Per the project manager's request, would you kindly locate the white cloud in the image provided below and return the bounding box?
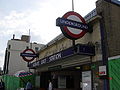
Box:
[0,0,97,43]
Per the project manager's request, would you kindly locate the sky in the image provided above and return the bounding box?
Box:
[0,0,98,69]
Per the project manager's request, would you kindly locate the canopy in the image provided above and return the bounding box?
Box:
[14,70,33,77]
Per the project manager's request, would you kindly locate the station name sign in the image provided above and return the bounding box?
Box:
[29,44,95,69]
[56,18,89,31]
[20,53,38,57]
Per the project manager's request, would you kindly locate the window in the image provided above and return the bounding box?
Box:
[26,46,29,49]
[58,76,66,88]
[8,45,11,49]
[35,47,39,52]
[58,75,74,88]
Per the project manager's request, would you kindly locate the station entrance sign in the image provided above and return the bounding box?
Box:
[20,49,38,62]
[56,11,90,40]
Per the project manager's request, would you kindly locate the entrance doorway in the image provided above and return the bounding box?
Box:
[51,68,82,90]
[40,72,51,90]
[39,65,92,90]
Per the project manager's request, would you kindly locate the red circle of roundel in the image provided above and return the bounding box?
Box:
[22,49,35,62]
[61,11,87,40]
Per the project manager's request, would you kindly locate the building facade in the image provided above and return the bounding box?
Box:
[3,35,44,75]
[29,0,120,90]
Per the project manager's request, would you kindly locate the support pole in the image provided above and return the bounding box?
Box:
[72,0,74,11]
[72,40,75,46]
[73,40,77,53]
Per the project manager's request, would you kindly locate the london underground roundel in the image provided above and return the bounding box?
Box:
[20,49,37,62]
[56,11,89,40]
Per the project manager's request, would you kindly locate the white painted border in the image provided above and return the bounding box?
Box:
[108,55,120,60]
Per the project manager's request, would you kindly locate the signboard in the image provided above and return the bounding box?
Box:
[29,44,95,68]
[99,65,107,76]
[56,11,90,40]
[82,71,91,90]
[48,65,62,70]
[20,49,38,62]
[29,47,74,68]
